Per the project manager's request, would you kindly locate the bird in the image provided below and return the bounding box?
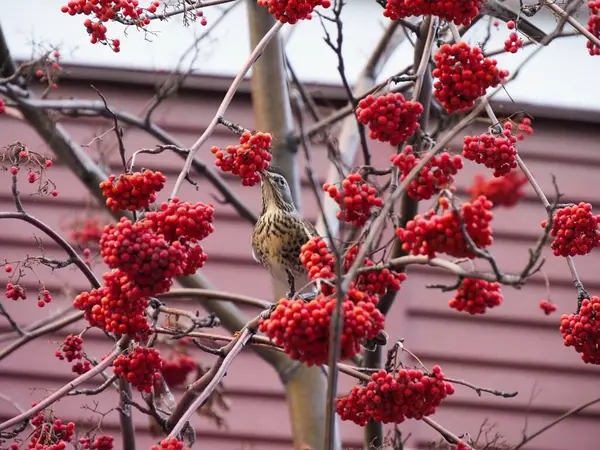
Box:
[251,169,319,299]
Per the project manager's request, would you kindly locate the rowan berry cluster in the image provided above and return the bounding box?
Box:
[144,198,215,242]
[19,409,76,450]
[449,278,503,315]
[72,360,92,375]
[383,0,483,25]
[323,173,383,228]
[79,435,114,450]
[455,442,472,450]
[113,346,163,392]
[299,237,406,297]
[100,170,166,212]
[391,146,463,201]
[504,21,523,53]
[433,43,509,113]
[211,131,273,186]
[540,300,557,315]
[396,196,494,259]
[560,296,600,364]
[150,438,190,450]
[55,335,84,363]
[5,283,26,301]
[587,1,600,56]
[259,288,385,365]
[343,246,407,296]
[74,269,151,339]
[0,99,5,114]
[517,117,534,140]
[69,217,105,248]
[336,366,454,426]
[257,0,331,24]
[355,93,424,146]
[542,202,600,257]
[159,353,197,387]
[467,172,527,208]
[463,122,518,177]
[298,236,336,281]
[37,289,53,308]
[61,0,159,51]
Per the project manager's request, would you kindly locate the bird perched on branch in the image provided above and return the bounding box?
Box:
[252,169,319,299]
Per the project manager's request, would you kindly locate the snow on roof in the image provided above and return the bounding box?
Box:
[2,0,599,115]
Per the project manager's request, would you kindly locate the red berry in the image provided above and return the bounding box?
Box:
[99,170,166,212]
[541,202,600,257]
[540,300,557,315]
[467,172,527,208]
[383,0,483,26]
[391,146,463,200]
[113,346,163,392]
[449,278,502,315]
[355,93,424,146]
[432,42,509,113]
[210,131,272,186]
[257,0,331,24]
[560,296,600,363]
[150,437,190,450]
[336,366,454,425]
[396,196,494,259]
[323,173,383,228]
[259,288,385,365]
[507,20,515,29]
[463,122,518,177]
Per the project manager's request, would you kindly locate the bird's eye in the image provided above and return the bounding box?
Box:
[278,178,285,185]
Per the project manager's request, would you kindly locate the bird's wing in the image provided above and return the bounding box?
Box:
[299,216,320,240]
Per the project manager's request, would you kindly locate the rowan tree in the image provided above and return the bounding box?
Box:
[0,1,599,450]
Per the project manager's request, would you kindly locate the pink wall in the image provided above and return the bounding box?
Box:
[1,80,600,450]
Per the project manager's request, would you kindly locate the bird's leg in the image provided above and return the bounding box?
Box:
[286,269,296,299]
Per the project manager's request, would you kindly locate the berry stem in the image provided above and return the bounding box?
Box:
[169,20,284,200]
[422,417,471,448]
[411,17,437,103]
[544,1,600,49]
[0,337,128,432]
[166,327,254,436]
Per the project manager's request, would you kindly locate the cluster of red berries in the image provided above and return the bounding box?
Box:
[467,172,527,208]
[69,217,105,247]
[540,300,557,315]
[560,296,600,364]
[61,0,160,51]
[391,146,463,200]
[74,269,151,339]
[396,196,494,259]
[355,93,424,146]
[159,353,197,387]
[343,246,407,296]
[195,9,208,26]
[113,346,163,392]
[336,366,454,426]
[55,335,84,363]
[5,283,26,301]
[257,0,331,24]
[299,237,406,296]
[517,117,534,140]
[151,438,190,450]
[211,131,273,186]
[100,170,166,212]
[504,21,523,53]
[455,442,472,450]
[0,98,5,114]
[449,278,502,314]
[79,435,114,450]
[463,122,518,177]
[19,409,76,450]
[323,173,383,228]
[433,43,509,113]
[37,289,53,308]
[259,288,385,365]
[72,360,92,375]
[383,0,483,25]
[587,1,600,56]
[542,202,600,257]
[144,198,215,242]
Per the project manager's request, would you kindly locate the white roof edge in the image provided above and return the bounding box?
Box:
[24,60,600,125]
